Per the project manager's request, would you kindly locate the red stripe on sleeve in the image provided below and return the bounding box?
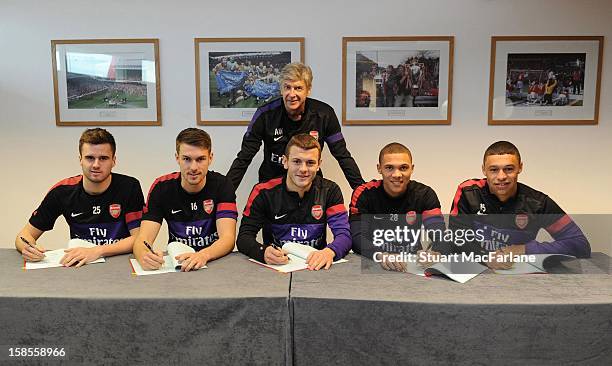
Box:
[450,179,487,216]
[217,202,237,212]
[49,175,83,193]
[422,208,442,220]
[546,214,572,235]
[326,204,346,217]
[125,211,143,223]
[144,172,180,211]
[243,177,283,217]
[350,180,381,210]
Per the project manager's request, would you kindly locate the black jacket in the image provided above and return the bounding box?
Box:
[237,175,351,263]
[227,97,364,190]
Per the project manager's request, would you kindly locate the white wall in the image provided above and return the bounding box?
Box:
[1,0,610,251]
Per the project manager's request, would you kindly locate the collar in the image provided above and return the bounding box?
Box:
[282,174,317,201]
[380,180,413,201]
[484,181,521,206]
[282,98,310,122]
[177,171,208,196]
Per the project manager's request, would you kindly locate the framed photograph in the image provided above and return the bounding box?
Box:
[342,36,454,125]
[51,39,161,126]
[195,37,304,125]
[488,36,603,125]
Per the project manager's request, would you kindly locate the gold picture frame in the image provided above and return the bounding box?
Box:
[195,37,305,126]
[342,36,454,125]
[51,38,161,126]
[488,36,603,125]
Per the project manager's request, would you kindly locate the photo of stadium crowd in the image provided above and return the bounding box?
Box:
[355,50,440,108]
[66,53,148,109]
[505,53,586,107]
[208,51,291,108]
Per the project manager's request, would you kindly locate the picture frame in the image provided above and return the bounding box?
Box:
[488,36,603,125]
[195,37,305,126]
[342,36,454,125]
[51,39,161,126]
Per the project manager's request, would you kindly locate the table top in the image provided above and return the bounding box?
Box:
[0,249,290,300]
[291,253,612,305]
[4,249,611,304]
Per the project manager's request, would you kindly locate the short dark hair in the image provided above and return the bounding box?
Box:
[176,128,212,154]
[378,142,412,164]
[284,133,321,159]
[483,141,521,163]
[79,128,116,156]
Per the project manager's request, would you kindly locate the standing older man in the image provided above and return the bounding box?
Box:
[227,62,364,191]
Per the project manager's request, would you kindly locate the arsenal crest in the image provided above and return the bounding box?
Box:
[311,205,323,220]
[309,131,319,140]
[405,211,417,225]
[109,204,121,219]
[203,199,214,214]
[515,214,529,229]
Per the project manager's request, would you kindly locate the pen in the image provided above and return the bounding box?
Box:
[20,236,44,259]
[143,240,156,254]
[271,244,290,261]
[20,236,33,247]
[20,236,40,252]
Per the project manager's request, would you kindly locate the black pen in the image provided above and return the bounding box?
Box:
[20,236,44,258]
[143,240,156,254]
[20,236,39,251]
[271,244,290,261]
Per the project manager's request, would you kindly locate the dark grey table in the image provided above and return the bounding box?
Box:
[290,253,612,366]
[3,249,611,365]
[0,250,290,365]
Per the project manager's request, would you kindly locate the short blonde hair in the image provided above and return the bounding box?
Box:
[279,62,313,90]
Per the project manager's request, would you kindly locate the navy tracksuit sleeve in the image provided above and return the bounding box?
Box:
[227,115,264,191]
[348,185,369,255]
[325,184,352,259]
[29,187,62,232]
[324,114,364,190]
[124,180,145,231]
[236,186,269,262]
[421,188,453,255]
[525,197,591,258]
[449,186,484,255]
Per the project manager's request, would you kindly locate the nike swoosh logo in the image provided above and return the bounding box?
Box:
[373,215,385,220]
[171,209,182,214]
[274,214,287,220]
[71,212,84,217]
[273,136,283,141]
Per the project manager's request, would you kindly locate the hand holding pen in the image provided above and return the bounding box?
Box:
[20,236,46,262]
[264,243,290,265]
[140,240,165,270]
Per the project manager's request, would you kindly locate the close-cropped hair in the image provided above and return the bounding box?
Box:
[279,62,313,90]
[79,128,116,156]
[483,141,521,163]
[175,128,212,154]
[378,142,412,164]
[285,133,321,159]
